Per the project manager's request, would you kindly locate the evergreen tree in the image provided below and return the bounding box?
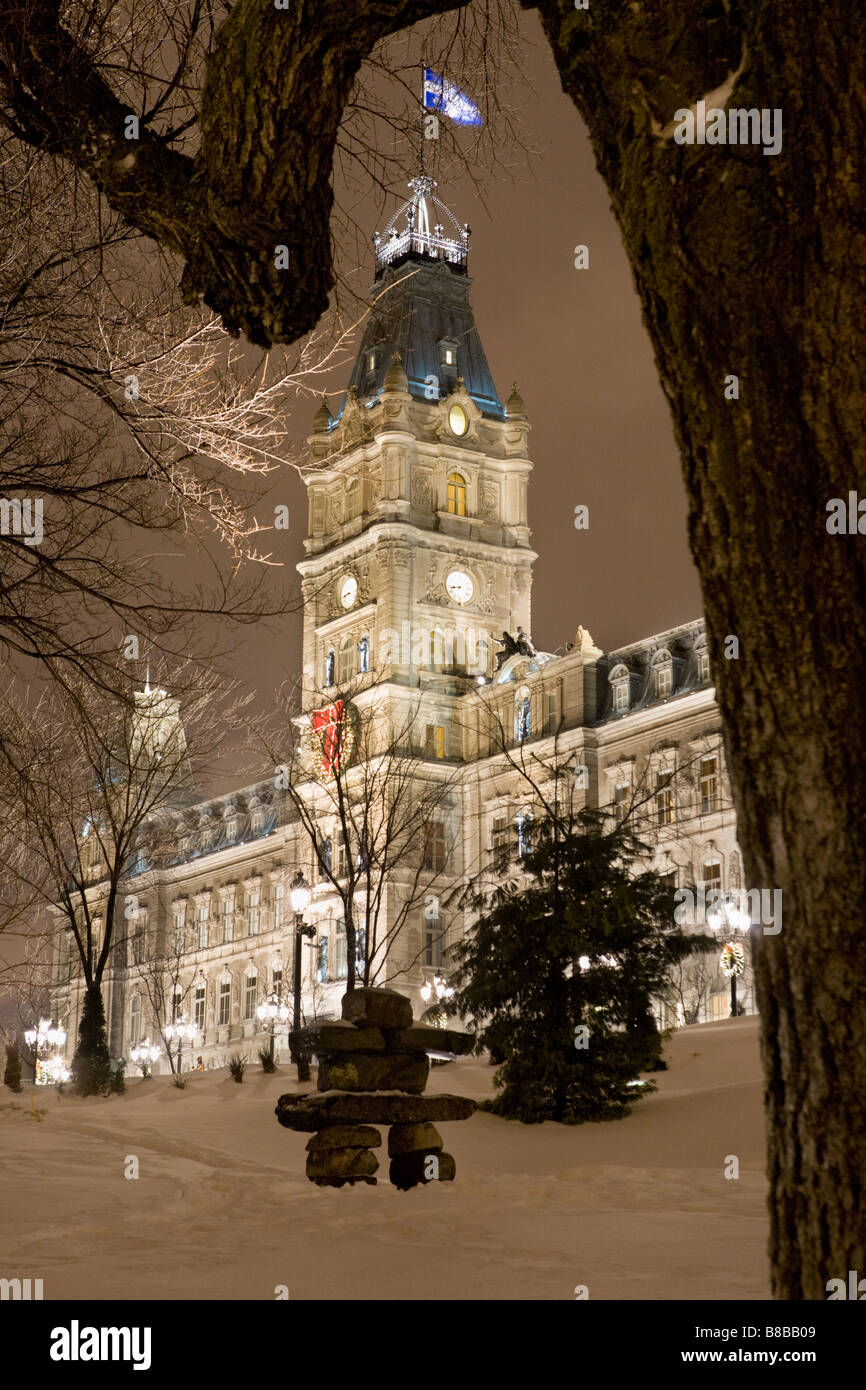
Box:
[71,985,112,1097]
[450,810,708,1124]
[4,1041,22,1092]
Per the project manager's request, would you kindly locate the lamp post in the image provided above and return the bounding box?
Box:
[708,896,751,1017]
[24,1019,67,1085]
[129,1038,162,1077]
[289,870,314,1082]
[420,974,454,1027]
[256,992,290,1067]
[164,1015,196,1076]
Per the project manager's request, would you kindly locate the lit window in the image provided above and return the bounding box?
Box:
[366,350,376,373]
[324,650,335,687]
[244,975,257,1020]
[655,771,675,826]
[444,348,455,366]
[425,724,446,759]
[358,635,370,674]
[447,472,467,516]
[129,995,141,1047]
[700,757,719,814]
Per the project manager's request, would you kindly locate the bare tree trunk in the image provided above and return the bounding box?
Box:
[533,0,866,1297]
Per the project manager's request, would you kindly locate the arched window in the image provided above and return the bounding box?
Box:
[338,637,354,683]
[447,472,467,517]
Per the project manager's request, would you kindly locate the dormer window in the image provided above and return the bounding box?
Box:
[364,345,382,383]
[438,337,458,380]
[651,647,674,700]
[698,650,710,682]
[614,683,629,713]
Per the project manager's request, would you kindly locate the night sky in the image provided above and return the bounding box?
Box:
[229,10,702,727]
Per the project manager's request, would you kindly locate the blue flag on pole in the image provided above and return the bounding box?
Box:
[423,68,483,127]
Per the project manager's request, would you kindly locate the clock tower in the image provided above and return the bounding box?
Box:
[297,175,536,755]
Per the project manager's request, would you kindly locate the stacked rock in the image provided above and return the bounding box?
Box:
[275,986,475,1189]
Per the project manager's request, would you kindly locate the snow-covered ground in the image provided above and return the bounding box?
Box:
[0,1015,768,1300]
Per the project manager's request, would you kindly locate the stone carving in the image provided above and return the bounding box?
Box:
[412,472,433,510]
[423,560,442,603]
[480,481,499,521]
[276,988,475,1188]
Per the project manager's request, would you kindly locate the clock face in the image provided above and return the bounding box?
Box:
[446,569,474,605]
[448,403,469,437]
[340,575,357,609]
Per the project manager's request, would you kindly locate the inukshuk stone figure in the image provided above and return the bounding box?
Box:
[275,987,475,1189]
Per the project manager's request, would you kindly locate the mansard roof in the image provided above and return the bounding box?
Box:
[595,618,710,723]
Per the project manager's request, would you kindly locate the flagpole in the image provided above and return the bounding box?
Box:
[419,59,426,173]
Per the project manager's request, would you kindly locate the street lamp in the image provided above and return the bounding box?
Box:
[289,870,314,1082]
[420,974,454,1027]
[709,896,751,1017]
[24,1019,67,1085]
[129,1038,162,1077]
[256,992,290,1067]
[164,1014,196,1076]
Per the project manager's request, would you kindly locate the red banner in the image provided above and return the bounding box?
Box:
[311,700,346,776]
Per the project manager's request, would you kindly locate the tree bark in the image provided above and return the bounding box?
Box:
[531,0,866,1297]
[0,0,467,346]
